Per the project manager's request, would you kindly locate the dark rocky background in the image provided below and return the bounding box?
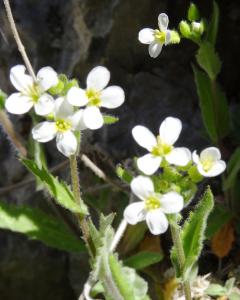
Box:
[0,0,239,299]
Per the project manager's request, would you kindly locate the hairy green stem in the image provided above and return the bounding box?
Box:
[170,222,192,300]
[69,155,93,255]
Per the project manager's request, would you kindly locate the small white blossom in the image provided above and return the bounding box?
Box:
[138,13,171,58]
[124,176,183,235]
[66,66,125,130]
[32,98,85,157]
[5,65,58,116]
[192,147,226,177]
[132,117,191,175]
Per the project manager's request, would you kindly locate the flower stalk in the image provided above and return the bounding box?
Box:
[170,220,192,300]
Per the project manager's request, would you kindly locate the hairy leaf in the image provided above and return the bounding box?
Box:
[171,187,214,278]
[193,66,230,141]
[0,201,85,252]
[196,42,221,80]
[22,158,88,215]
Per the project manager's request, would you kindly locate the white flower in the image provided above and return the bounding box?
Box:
[5,65,58,116]
[32,98,86,157]
[132,117,191,175]
[138,13,172,58]
[192,147,226,177]
[66,66,125,130]
[124,176,183,235]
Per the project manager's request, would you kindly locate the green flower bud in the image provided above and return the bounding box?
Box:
[170,183,181,194]
[170,30,181,44]
[188,3,200,21]
[48,79,65,95]
[188,165,203,183]
[64,79,79,94]
[191,21,204,35]
[179,21,191,38]
[158,180,169,192]
[163,166,182,181]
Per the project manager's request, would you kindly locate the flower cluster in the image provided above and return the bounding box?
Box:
[5,65,125,157]
[124,116,226,235]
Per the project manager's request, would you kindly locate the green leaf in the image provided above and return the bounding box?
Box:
[196,42,221,80]
[193,66,230,141]
[205,284,227,296]
[0,89,7,110]
[224,148,240,190]
[188,3,200,21]
[206,0,219,46]
[0,201,85,252]
[21,158,88,215]
[124,251,163,270]
[116,165,133,184]
[171,187,214,278]
[205,204,232,238]
[229,291,240,300]
[103,115,119,125]
[89,214,150,300]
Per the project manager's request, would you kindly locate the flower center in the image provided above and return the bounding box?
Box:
[201,158,214,172]
[55,119,72,132]
[145,195,161,211]
[151,136,172,157]
[27,84,41,103]
[154,29,166,43]
[86,89,101,106]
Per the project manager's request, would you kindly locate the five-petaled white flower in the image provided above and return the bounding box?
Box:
[66,66,125,130]
[192,147,226,177]
[132,117,191,175]
[124,176,184,235]
[5,65,58,116]
[138,13,171,58]
[32,97,86,157]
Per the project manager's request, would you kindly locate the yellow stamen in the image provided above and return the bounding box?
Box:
[86,89,101,106]
[151,136,172,156]
[55,119,71,132]
[154,29,166,43]
[201,159,214,172]
[145,195,161,211]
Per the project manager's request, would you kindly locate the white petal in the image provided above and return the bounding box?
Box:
[32,121,57,142]
[5,93,33,114]
[34,94,55,116]
[148,41,162,58]
[192,150,200,164]
[10,65,34,92]
[160,192,184,214]
[137,154,162,175]
[54,97,74,119]
[132,125,157,151]
[86,66,110,91]
[130,175,154,201]
[67,87,88,107]
[165,147,191,166]
[200,147,221,162]
[158,13,169,31]
[124,202,146,225]
[68,110,86,131]
[83,106,103,130]
[165,30,171,45]
[146,210,168,235]
[159,117,182,145]
[138,28,155,44]
[56,131,77,157]
[100,86,125,108]
[197,160,226,177]
[37,66,58,92]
